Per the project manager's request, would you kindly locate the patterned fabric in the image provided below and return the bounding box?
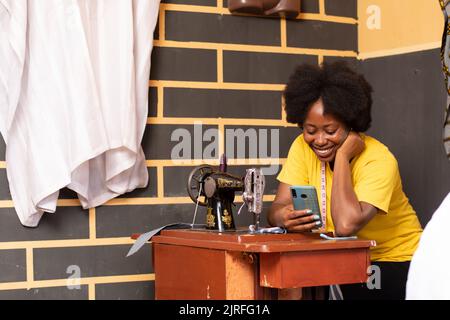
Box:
[440,0,450,159]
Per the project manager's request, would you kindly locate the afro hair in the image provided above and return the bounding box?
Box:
[283,61,373,132]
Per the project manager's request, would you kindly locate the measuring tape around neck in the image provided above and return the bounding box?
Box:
[320,161,327,230]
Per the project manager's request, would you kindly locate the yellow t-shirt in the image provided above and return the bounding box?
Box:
[277,134,423,262]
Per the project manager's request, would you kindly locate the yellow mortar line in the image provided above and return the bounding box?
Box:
[1,194,280,210]
[218,123,225,157]
[280,18,287,47]
[26,247,34,289]
[157,86,164,118]
[105,197,188,206]
[89,208,96,240]
[0,237,136,250]
[298,13,356,24]
[0,274,155,291]
[319,0,325,15]
[104,194,276,206]
[217,48,224,83]
[217,0,223,9]
[88,284,96,300]
[159,5,165,41]
[318,55,324,65]
[3,194,280,212]
[153,40,357,57]
[157,166,164,198]
[147,117,295,126]
[0,161,5,169]
[149,80,285,91]
[0,200,13,208]
[57,199,82,207]
[161,3,228,14]
[146,158,286,167]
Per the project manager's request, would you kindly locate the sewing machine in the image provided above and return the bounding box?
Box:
[186,156,283,234]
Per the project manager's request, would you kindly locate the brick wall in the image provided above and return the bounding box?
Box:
[0,0,357,299]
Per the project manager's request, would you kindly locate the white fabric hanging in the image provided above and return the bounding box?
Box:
[0,0,160,227]
[406,192,450,300]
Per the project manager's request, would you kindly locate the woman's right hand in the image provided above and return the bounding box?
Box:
[277,204,322,232]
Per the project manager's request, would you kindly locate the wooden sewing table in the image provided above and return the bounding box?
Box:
[147,228,375,300]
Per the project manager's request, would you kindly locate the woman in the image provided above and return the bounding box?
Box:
[268,61,423,300]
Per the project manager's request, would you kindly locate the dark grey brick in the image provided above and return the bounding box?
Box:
[96,203,270,238]
[323,56,359,70]
[3,171,156,202]
[58,168,156,199]
[164,88,282,119]
[154,18,159,40]
[301,0,320,13]
[149,87,158,117]
[226,165,280,195]
[325,0,357,18]
[118,167,157,198]
[223,125,301,158]
[0,249,26,283]
[150,47,217,82]
[237,201,270,228]
[360,49,450,226]
[0,136,5,161]
[224,0,317,14]
[0,286,88,300]
[34,244,152,280]
[286,20,357,51]
[96,204,200,238]
[0,169,11,200]
[58,188,78,199]
[142,124,219,160]
[223,51,317,84]
[164,166,196,197]
[96,281,155,300]
[162,0,217,5]
[166,11,280,46]
[164,165,280,197]
[0,206,89,242]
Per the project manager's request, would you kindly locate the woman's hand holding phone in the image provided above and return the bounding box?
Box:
[278,204,322,232]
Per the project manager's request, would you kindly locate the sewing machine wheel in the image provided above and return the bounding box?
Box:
[187,165,213,206]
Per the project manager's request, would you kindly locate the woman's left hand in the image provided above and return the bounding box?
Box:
[336,131,365,161]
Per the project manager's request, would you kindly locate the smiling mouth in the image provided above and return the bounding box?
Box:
[313,147,334,158]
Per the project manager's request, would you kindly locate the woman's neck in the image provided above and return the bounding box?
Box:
[329,160,335,171]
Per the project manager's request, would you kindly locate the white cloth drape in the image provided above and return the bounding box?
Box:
[406,192,450,300]
[0,0,160,226]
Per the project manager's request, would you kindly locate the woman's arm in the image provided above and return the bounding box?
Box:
[331,132,378,236]
[268,182,322,232]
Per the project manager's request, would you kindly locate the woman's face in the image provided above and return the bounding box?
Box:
[302,98,349,162]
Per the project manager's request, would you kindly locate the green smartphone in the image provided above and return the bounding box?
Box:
[290,185,322,228]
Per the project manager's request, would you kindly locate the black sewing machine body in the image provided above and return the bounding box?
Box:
[187,162,267,233]
[203,172,243,231]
